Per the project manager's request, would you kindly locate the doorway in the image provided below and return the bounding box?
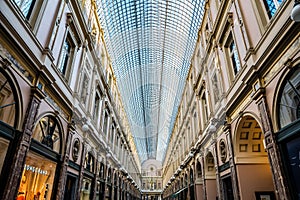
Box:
[64,174,77,200]
[222,176,234,200]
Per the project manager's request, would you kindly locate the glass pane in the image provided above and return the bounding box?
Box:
[0,72,16,127]
[32,116,61,154]
[96,0,205,162]
[263,0,283,18]
[230,41,241,75]
[279,67,300,128]
[285,136,300,198]
[0,138,9,174]
[13,0,36,19]
[58,39,71,75]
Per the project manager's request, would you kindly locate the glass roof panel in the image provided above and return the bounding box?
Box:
[97,0,205,163]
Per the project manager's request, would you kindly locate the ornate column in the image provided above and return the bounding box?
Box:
[211,138,222,200]
[113,126,117,153]
[198,150,207,200]
[2,86,45,200]
[96,93,104,129]
[92,153,99,200]
[106,113,111,143]
[105,153,111,199]
[55,121,75,199]
[100,97,107,131]
[77,139,87,200]
[253,87,290,200]
[223,122,240,200]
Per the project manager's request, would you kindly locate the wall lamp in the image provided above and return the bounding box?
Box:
[82,123,89,132]
[291,0,300,22]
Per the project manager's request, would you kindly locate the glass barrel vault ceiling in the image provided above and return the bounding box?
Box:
[97,0,205,163]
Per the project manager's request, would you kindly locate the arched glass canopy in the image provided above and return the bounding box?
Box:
[97,0,205,162]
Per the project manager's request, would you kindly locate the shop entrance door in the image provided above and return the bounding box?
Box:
[222,176,234,200]
[282,134,300,199]
[64,174,77,200]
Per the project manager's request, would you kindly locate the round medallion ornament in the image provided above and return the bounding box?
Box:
[72,139,80,162]
[219,139,227,163]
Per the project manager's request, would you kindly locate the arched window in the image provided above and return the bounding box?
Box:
[278,66,300,129]
[0,68,18,127]
[19,115,61,200]
[277,65,300,198]
[32,115,62,154]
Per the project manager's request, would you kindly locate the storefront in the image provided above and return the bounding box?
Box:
[17,114,63,200]
[0,62,22,198]
[80,151,96,200]
[276,65,300,199]
[17,151,57,200]
[98,163,106,200]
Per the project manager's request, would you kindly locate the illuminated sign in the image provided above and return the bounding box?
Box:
[24,164,48,175]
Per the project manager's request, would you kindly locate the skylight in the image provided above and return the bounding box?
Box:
[97,0,205,163]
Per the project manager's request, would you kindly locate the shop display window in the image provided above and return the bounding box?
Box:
[80,177,92,200]
[0,138,9,173]
[17,151,56,200]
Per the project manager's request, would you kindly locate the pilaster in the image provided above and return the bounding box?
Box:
[211,138,222,200]
[56,121,75,199]
[253,87,290,200]
[77,139,87,200]
[223,122,240,200]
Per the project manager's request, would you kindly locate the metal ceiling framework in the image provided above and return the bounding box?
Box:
[97,0,205,163]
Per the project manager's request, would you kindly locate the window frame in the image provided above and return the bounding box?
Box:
[277,65,300,130]
[198,85,209,126]
[210,69,222,105]
[224,33,241,80]
[57,32,76,82]
[57,13,82,83]
[217,13,242,83]
[93,91,101,120]
[262,0,283,19]
[251,0,284,33]
[12,0,46,32]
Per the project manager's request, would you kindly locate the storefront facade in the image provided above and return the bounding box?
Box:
[0,0,141,199]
